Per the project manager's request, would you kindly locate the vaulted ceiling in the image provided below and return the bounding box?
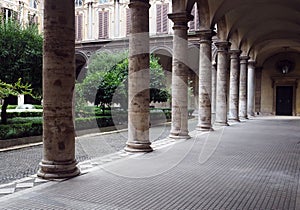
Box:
[187,0,300,66]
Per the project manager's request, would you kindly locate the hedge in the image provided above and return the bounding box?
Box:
[0,108,193,140]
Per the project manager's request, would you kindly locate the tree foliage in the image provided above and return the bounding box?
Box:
[0,19,43,124]
[76,51,170,111]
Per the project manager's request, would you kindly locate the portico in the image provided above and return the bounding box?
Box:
[39,0,300,180]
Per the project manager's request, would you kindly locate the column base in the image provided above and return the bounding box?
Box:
[124,141,153,153]
[196,124,214,131]
[214,121,229,126]
[239,116,248,120]
[228,118,240,123]
[169,131,191,140]
[37,159,80,179]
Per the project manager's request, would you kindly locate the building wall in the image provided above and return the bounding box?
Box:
[0,0,43,31]
[75,0,199,42]
[261,52,300,115]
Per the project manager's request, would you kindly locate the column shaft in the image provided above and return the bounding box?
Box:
[38,0,80,179]
[214,41,230,126]
[168,12,192,139]
[239,56,249,119]
[125,0,152,152]
[211,62,217,123]
[228,50,241,121]
[197,30,212,131]
[247,60,256,117]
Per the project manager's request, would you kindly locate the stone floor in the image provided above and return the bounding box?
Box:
[0,116,299,209]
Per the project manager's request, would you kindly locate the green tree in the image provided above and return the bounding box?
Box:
[0,19,43,123]
[76,51,170,111]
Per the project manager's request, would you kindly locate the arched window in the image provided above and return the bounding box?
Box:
[75,0,83,7]
[99,0,108,4]
[30,0,38,9]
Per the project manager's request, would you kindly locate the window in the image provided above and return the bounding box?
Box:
[156,3,169,34]
[126,8,130,36]
[30,0,38,9]
[98,11,109,39]
[75,14,83,41]
[189,4,200,32]
[75,0,83,7]
[99,0,108,4]
[1,8,17,21]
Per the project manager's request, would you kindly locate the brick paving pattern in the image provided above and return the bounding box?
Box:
[0,117,299,209]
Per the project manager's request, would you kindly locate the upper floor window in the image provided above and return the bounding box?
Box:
[99,0,108,4]
[156,3,169,34]
[30,0,38,9]
[75,14,83,41]
[75,0,83,7]
[189,4,200,32]
[98,11,109,39]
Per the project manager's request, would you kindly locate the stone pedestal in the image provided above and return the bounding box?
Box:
[214,41,230,126]
[239,56,249,120]
[38,0,80,179]
[197,30,213,131]
[168,12,192,139]
[125,0,152,152]
[228,50,241,122]
[247,60,256,117]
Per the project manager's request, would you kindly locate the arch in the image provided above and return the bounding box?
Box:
[75,51,88,81]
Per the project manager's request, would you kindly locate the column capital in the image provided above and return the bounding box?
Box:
[229,49,241,59]
[129,0,150,9]
[168,12,193,30]
[240,55,249,64]
[248,59,256,66]
[215,41,231,52]
[197,29,213,43]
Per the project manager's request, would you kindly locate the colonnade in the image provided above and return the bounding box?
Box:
[38,0,258,179]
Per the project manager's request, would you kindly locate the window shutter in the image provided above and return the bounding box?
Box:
[162,3,168,33]
[99,11,103,38]
[78,14,82,40]
[156,4,162,33]
[104,11,109,38]
[126,8,131,36]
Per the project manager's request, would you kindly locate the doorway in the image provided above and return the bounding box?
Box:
[276,86,293,115]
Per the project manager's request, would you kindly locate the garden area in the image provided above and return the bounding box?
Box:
[0,19,194,142]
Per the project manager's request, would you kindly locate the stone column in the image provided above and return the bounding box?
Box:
[114,0,120,38]
[239,56,249,119]
[228,50,241,122]
[247,60,256,117]
[38,0,80,179]
[255,67,263,114]
[88,1,93,39]
[125,0,152,152]
[197,30,213,131]
[168,12,192,139]
[211,62,217,123]
[214,41,230,126]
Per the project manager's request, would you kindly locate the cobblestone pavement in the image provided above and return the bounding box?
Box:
[0,119,198,185]
[0,116,299,209]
